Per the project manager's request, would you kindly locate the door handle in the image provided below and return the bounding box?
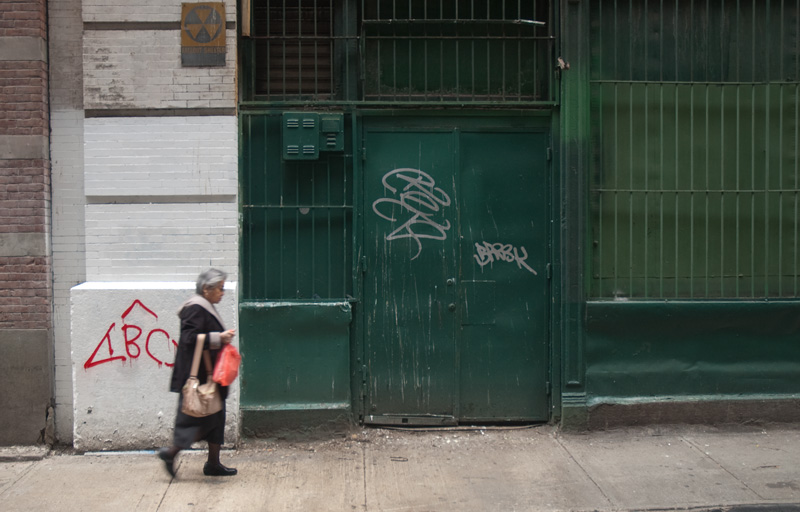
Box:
[448,303,456,311]
[447,278,455,286]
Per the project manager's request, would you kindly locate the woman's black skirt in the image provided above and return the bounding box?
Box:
[173,394,226,448]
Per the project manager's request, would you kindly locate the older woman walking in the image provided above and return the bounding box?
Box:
[158,268,237,477]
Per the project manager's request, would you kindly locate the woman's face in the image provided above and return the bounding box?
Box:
[203,281,225,304]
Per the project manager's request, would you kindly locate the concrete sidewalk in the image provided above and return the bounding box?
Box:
[1,424,799,511]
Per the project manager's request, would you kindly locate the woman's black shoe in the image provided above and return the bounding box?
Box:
[203,462,237,476]
[157,448,176,477]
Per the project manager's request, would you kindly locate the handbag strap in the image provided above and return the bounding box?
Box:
[189,333,206,378]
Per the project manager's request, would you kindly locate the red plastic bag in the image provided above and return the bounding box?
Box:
[213,344,241,386]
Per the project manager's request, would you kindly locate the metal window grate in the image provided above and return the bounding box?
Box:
[361,0,554,102]
[241,114,353,300]
[252,0,349,99]
[245,0,555,104]
[589,0,800,299]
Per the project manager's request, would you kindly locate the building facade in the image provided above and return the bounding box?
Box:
[0,0,798,447]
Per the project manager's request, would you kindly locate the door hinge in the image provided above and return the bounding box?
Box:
[546,147,552,161]
[546,263,552,279]
[546,381,552,396]
[361,147,366,161]
[361,255,367,274]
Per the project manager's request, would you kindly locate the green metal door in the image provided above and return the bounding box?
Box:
[363,117,550,424]
[364,126,459,424]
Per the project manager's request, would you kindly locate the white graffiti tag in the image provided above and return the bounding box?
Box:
[474,242,538,275]
[372,168,452,260]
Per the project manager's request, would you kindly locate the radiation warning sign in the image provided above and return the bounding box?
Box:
[181,3,226,67]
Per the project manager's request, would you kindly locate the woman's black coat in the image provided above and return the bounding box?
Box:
[169,303,229,399]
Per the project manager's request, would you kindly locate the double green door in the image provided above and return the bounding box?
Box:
[363,117,550,424]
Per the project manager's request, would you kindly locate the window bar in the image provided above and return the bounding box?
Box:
[764,89,771,297]
[705,83,710,297]
[455,0,460,100]
[795,83,799,295]
[311,162,316,296]
[377,0,382,99]
[341,0,347,100]
[643,2,650,298]
[470,1,476,100]
[295,175,300,297]
[736,83,741,297]
[408,0,413,101]
[297,0,303,96]
[265,3,271,98]
[750,83,756,297]
[485,1,490,101]
[719,85,725,298]
[596,2,603,297]
[595,4,603,297]
[343,156,350,296]
[423,0,429,100]
[279,166,285,299]
[779,84,784,296]
[326,159,332,297]
[629,5,634,296]
[644,82,649,298]
[658,0,665,298]
[614,82,620,296]
[500,1,506,101]
[392,1,397,99]
[281,1,287,97]
[516,0,522,100]
[690,83,696,296]
[674,84,680,297]
[614,0,619,296]
[313,0,319,96]
[658,83,665,299]
[439,0,444,101]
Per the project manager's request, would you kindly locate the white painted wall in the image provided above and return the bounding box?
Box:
[84,116,237,197]
[83,30,236,110]
[49,0,86,444]
[84,203,238,281]
[82,0,238,23]
[71,282,239,451]
[48,0,241,448]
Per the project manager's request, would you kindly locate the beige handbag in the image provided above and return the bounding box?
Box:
[181,334,223,417]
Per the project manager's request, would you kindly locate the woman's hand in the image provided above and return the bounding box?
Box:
[220,329,236,345]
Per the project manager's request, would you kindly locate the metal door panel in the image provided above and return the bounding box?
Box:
[363,119,550,423]
[458,131,549,421]
[364,128,458,420]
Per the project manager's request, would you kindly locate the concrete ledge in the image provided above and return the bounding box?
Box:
[0,233,47,257]
[0,329,52,446]
[0,36,47,62]
[241,408,355,440]
[0,135,48,160]
[0,445,50,462]
[587,398,800,430]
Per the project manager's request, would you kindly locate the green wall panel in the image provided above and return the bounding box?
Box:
[585,301,800,401]
[240,302,352,409]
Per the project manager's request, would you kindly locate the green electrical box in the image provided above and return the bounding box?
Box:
[282,112,344,160]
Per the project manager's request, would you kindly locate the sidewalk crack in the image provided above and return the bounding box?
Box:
[681,436,765,500]
[553,434,615,508]
[361,442,369,511]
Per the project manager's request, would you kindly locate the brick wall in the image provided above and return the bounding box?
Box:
[0,0,52,445]
[0,0,46,38]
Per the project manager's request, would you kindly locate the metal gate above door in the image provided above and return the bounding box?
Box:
[362,116,551,425]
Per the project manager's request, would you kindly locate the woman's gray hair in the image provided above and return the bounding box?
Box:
[195,268,228,295]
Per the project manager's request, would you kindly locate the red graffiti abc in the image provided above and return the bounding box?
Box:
[84,299,178,369]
